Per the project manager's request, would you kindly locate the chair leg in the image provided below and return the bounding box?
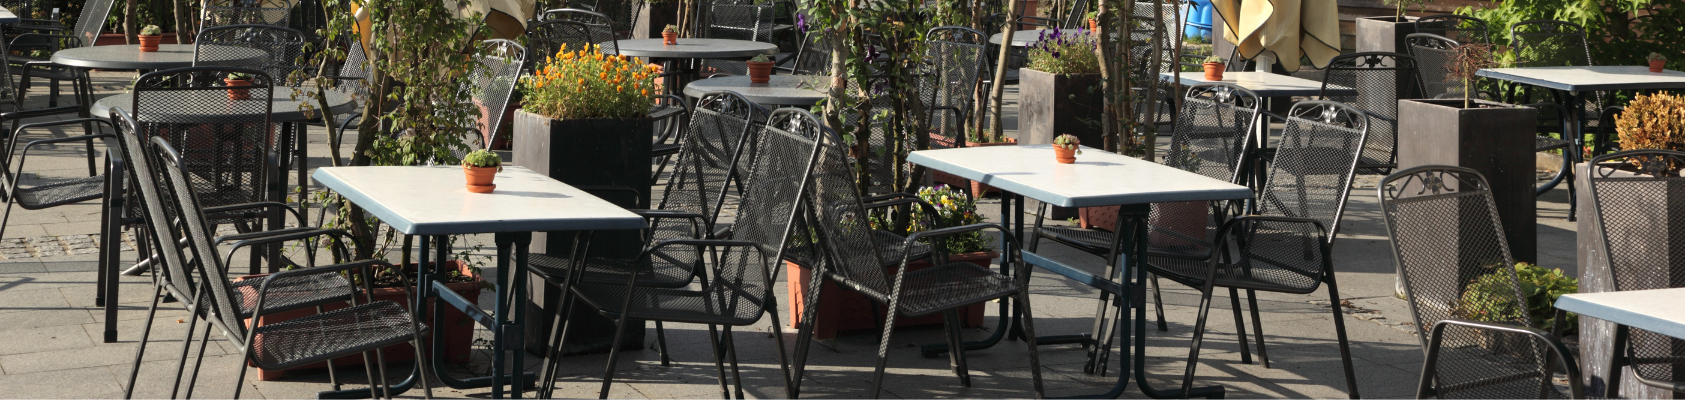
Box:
[123,285,166,399]
[182,324,214,399]
[597,310,637,399]
[168,313,200,399]
[763,299,797,399]
[706,325,732,398]
[360,351,380,399]
[373,348,393,399]
[868,302,900,399]
[724,327,746,399]
[231,346,252,399]
[1607,325,1629,398]
[655,321,672,366]
[790,268,827,398]
[1247,289,1271,368]
[540,294,579,399]
[318,306,342,391]
[942,310,972,386]
[1565,165,1578,222]
[1151,273,1168,331]
[1228,287,1253,365]
[1324,275,1360,399]
[1178,286,1218,397]
[1016,291,1047,398]
[1093,298,1127,377]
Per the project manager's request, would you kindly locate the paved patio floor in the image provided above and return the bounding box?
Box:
[0,70,1583,399]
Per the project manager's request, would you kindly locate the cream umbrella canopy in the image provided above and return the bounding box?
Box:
[1213,0,1340,72]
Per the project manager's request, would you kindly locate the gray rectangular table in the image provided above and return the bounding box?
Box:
[0,6,16,24]
[909,144,1252,398]
[1557,288,1685,340]
[314,166,646,399]
[1478,66,1685,156]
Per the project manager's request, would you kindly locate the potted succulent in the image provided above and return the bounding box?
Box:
[786,185,992,340]
[662,24,679,45]
[224,71,253,100]
[1053,133,1081,163]
[1649,52,1668,73]
[1202,55,1225,81]
[1020,28,1104,148]
[462,149,501,193]
[747,53,774,83]
[138,24,162,52]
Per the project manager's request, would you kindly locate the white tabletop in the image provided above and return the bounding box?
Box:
[1557,288,1685,340]
[313,166,647,236]
[1159,71,1354,97]
[1477,66,1685,93]
[683,75,828,106]
[605,39,779,59]
[907,144,1253,207]
[0,6,17,24]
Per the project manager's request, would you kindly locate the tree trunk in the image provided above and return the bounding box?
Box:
[173,0,193,44]
[123,0,137,44]
[986,0,1021,142]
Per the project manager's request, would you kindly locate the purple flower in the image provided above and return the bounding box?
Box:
[797,14,808,34]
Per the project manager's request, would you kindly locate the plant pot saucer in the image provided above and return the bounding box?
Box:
[467,183,496,193]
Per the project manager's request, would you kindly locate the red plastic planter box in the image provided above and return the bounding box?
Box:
[786,252,994,340]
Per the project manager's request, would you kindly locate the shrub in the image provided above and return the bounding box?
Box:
[1454,262,1578,330]
[1025,28,1100,75]
[1615,92,1685,153]
[522,43,660,120]
[907,185,992,255]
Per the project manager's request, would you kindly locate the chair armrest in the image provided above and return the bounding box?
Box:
[606,239,768,288]
[204,201,308,230]
[0,106,85,123]
[628,209,706,239]
[1419,318,1585,398]
[9,33,79,48]
[249,259,389,320]
[222,228,358,269]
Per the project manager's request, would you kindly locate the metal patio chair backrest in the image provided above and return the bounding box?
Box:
[1405,33,1468,100]
[129,67,274,211]
[1511,19,1591,68]
[467,39,526,153]
[1586,149,1685,388]
[802,112,899,299]
[195,24,309,84]
[109,108,200,311]
[1164,82,1260,183]
[553,0,643,38]
[1319,52,1416,174]
[71,0,117,49]
[712,108,826,304]
[669,92,770,236]
[0,34,22,113]
[923,26,988,148]
[1258,101,1368,243]
[697,0,777,75]
[531,8,619,60]
[1414,14,1489,47]
[1379,166,1570,398]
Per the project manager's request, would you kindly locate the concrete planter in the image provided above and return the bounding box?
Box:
[1356,16,1418,62]
[785,251,995,340]
[1574,162,1677,398]
[1019,69,1103,148]
[1396,99,1537,294]
[512,109,651,356]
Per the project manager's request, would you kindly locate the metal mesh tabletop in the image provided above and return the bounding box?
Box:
[93,86,355,122]
[604,38,778,59]
[49,44,267,70]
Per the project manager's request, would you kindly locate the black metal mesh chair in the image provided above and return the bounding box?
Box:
[129,67,277,254]
[923,26,988,149]
[1510,20,1605,136]
[202,0,297,29]
[1319,52,1416,175]
[530,8,620,62]
[145,135,430,399]
[547,108,819,400]
[548,0,643,39]
[1406,33,1475,100]
[1018,0,1089,29]
[1414,15,1490,46]
[1144,101,1367,398]
[1585,149,1685,398]
[195,24,310,85]
[1379,165,1584,399]
[775,31,831,75]
[6,0,113,108]
[0,29,101,243]
[697,0,779,76]
[465,40,525,156]
[789,109,1044,399]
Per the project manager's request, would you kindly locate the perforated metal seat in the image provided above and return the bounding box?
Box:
[248,301,424,369]
[12,176,103,209]
[230,273,354,318]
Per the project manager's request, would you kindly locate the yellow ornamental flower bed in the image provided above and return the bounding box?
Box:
[522,43,661,120]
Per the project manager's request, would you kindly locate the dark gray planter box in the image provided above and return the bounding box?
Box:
[1356,16,1418,61]
[513,109,651,356]
[1019,68,1104,147]
[1395,99,1537,293]
[1574,163,1678,398]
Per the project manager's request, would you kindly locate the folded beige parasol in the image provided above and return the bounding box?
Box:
[1213,0,1340,72]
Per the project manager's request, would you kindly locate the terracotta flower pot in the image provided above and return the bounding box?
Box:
[138,35,160,52]
[747,61,774,83]
[1651,59,1666,73]
[1203,62,1225,81]
[662,32,678,45]
[223,79,251,100]
[786,251,995,340]
[1054,146,1076,163]
[1088,18,1098,33]
[464,165,497,193]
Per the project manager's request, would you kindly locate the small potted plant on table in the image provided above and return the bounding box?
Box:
[463,149,501,193]
[1649,52,1668,73]
[662,24,679,45]
[747,54,774,83]
[224,71,253,100]
[138,25,162,52]
[1053,133,1081,163]
[1203,55,1225,81]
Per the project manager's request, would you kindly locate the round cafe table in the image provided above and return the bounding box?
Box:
[50,44,267,70]
[683,75,829,106]
[605,38,779,59]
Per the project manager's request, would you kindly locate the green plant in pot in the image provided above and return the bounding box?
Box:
[662,24,679,45]
[1448,42,1498,109]
[138,24,162,52]
[462,149,502,193]
[1202,55,1224,81]
[1053,133,1081,163]
[1649,52,1668,73]
[747,53,774,83]
[224,71,254,100]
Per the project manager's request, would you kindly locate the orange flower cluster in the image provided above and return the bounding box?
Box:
[522,43,660,120]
